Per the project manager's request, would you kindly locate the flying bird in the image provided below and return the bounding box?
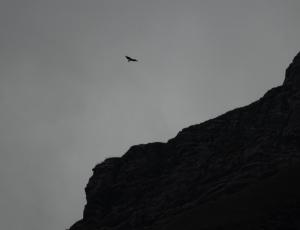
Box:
[125,56,138,62]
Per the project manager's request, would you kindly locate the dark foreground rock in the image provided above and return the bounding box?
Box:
[70,52,300,230]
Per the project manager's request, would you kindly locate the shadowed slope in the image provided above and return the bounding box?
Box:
[70,52,300,230]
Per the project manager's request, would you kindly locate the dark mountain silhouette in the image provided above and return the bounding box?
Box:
[70,52,300,230]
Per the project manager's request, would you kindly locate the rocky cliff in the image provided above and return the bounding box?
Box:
[70,52,300,230]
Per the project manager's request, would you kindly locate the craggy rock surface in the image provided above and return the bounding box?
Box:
[70,52,300,230]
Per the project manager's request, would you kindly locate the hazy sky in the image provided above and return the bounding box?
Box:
[0,0,299,229]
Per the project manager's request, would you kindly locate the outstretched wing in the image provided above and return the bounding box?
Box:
[125,56,138,62]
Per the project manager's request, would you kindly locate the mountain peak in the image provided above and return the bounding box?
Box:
[70,52,300,230]
[284,51,300,88]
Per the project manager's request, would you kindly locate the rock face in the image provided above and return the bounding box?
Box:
[70,52,300,230]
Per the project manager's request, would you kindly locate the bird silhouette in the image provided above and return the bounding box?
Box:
[125,56,138,62]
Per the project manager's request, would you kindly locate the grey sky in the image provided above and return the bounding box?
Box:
[0,0,299,229]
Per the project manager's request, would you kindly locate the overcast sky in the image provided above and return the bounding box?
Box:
[0,0,299,229]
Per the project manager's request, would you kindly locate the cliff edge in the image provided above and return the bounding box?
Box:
[70,52,300,230]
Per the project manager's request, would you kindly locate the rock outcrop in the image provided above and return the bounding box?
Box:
[70,52,300,230]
